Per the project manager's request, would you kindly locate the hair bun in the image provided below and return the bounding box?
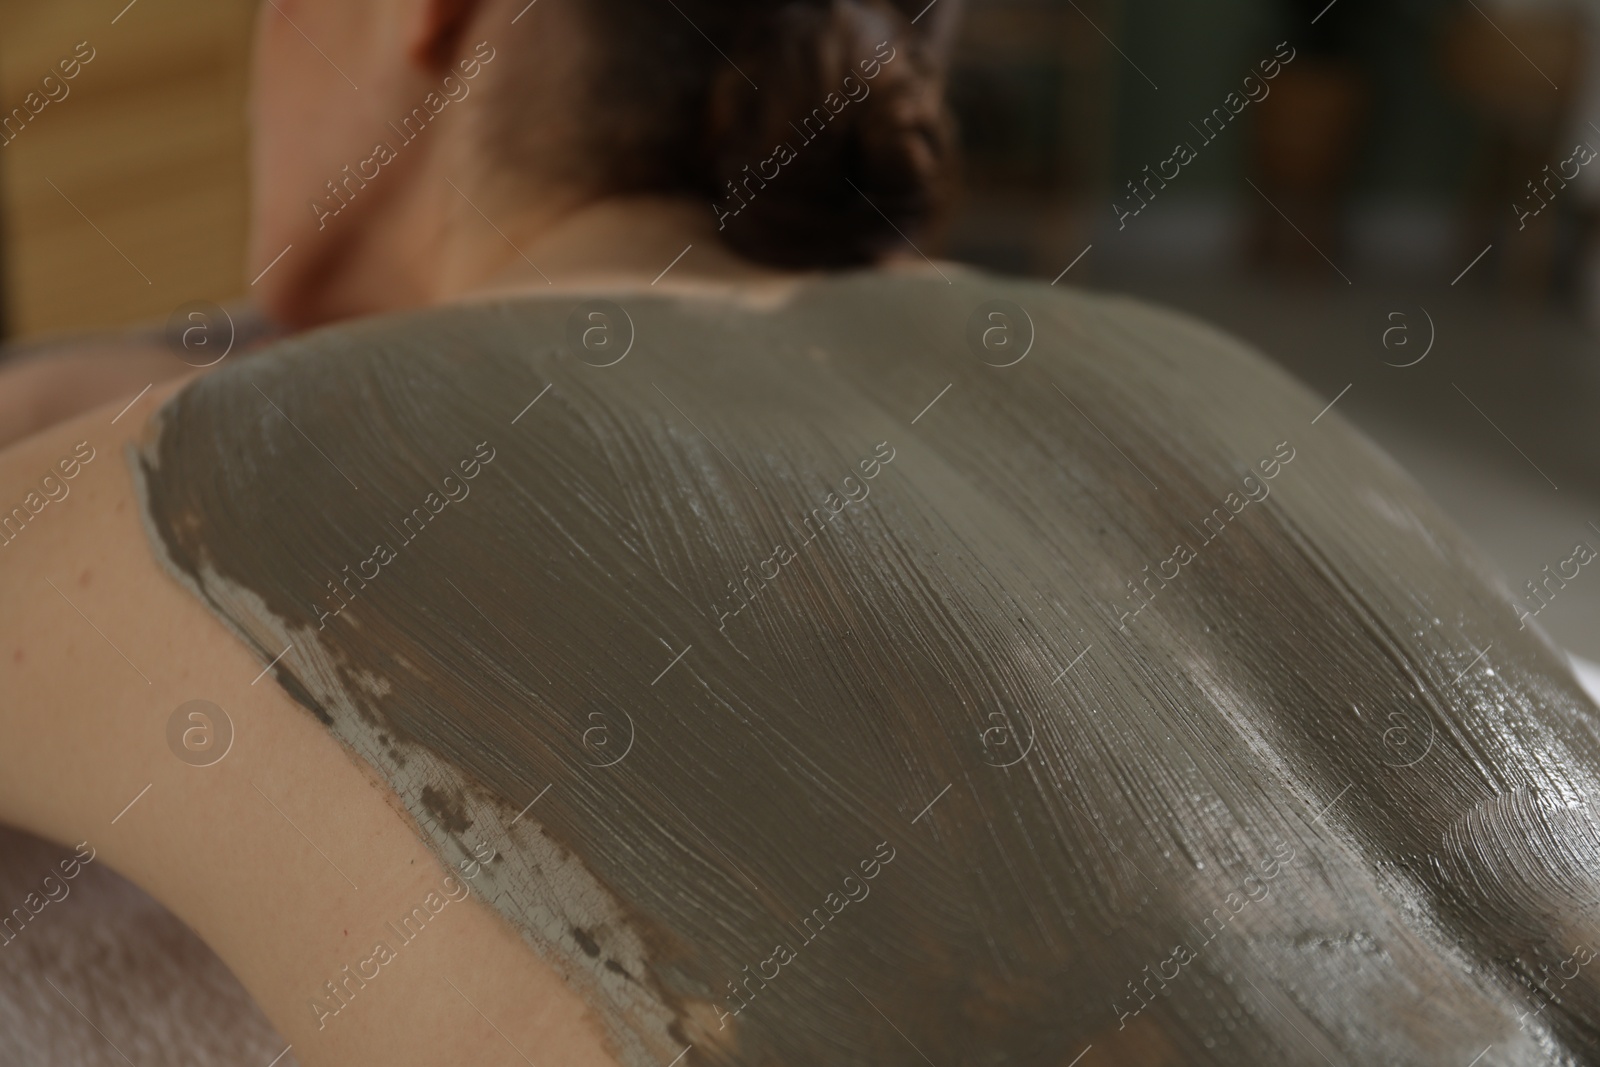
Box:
[707,0,957,267]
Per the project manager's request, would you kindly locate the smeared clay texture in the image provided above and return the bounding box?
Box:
[134,271,1600,1064]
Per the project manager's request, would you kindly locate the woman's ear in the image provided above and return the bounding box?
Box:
[408,0,486,69]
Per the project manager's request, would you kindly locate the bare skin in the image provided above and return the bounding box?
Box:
[0,341,186,449]
[244,0,800,327]
[0,224,766,1067]
[0,0,814,1061]
[0,384,613,1067]
[0,0,791,447]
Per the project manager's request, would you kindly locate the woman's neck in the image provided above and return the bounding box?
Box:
[438,193,807,308]
[264,170,806,329]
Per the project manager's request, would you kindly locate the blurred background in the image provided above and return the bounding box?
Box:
[0,0,1596,665]
[0,0,251,336]
[936,0,1600,667]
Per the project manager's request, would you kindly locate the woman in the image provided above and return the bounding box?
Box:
[3,0,1598,1064]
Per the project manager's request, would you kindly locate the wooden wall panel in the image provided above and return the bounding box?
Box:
[0,0,255,339]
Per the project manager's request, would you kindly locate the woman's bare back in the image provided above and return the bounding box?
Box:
[98,269,1600,1065]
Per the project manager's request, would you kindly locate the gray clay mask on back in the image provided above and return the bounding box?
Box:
[134,272,1600,1064]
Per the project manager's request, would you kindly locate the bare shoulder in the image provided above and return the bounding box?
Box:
[0,377,199,842]
[0,381,615,1067]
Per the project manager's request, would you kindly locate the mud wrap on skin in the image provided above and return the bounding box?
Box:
[132,271,1600,1064]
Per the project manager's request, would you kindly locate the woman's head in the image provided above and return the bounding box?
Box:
[249,0,960,327]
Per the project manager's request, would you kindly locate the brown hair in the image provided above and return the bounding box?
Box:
[513,0,959,268]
